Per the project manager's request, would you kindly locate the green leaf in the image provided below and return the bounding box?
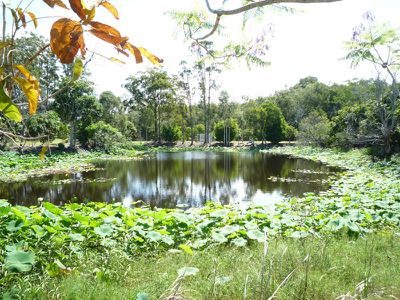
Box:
[69,233,85,241]
[72,58,84,81]
[0,82,22,122]
[247,229,265,242]
[219,225,239,236]
[5,250,35,272]
[43,202,64,215]
[212,232,228,243]
[94,224,113,237]
[232,237,247,247]
[210,209,229,218]
[146,231,162,242]
[177,266,199,277]
[7,220,24,232]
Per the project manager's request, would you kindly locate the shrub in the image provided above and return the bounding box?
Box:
[161,124,181,142]
[214,119,239,142]
[25,111,68,143]
[85,121,124,151]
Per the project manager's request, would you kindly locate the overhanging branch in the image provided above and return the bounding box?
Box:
[204,0,343,16]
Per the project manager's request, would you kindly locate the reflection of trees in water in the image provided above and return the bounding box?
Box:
[3,152,336,207]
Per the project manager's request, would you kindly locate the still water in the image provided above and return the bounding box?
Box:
[2,151,338,207]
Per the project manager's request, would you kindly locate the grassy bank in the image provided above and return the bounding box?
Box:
[7,234,400,300]
[1,146,399,299]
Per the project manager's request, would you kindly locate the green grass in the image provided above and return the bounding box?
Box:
[8,233,400,300]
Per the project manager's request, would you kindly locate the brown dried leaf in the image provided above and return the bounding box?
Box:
[125,43,143,64]
[69,0,86,20]
[17,8,26,28]
[88,21,128,46]
[50,18,85,64]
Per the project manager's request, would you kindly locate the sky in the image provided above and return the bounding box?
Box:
[11,0,400,101]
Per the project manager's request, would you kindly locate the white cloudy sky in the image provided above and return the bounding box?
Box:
[13,0,400,100]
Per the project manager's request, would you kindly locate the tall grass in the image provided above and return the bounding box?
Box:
[8,233,400,300]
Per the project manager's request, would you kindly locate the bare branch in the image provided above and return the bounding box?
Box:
[204,0,343,16]
[193,14,222,41]
[0,129,47,141]
[24,43,50,67]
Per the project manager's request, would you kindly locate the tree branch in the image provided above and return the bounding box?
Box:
[193,14,222,41]
[0,129,47,141]
[204,0,342,16]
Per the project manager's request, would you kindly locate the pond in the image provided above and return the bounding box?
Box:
[1,151,339,208]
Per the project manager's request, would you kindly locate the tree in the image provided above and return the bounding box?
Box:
[52,79,102,149]
[214,119,239,143]
[345,14,400,154]
[262,102,288,143]
[298,110,331,147]
[99,91,123,121]
[125,69,177,143]
[179,61,196,145]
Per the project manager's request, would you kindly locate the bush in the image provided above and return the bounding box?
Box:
[86,121,124,151]
[161,124,181,142]
[25,111,68,142]
[284,124,297,141]
[298,110,331,147]
[214,119,239,142]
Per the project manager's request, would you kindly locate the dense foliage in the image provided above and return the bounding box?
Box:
[86,122,124,151]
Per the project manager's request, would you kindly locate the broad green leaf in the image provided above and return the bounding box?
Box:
[0,82,22,122]
[7,220,24,232]
[247,229,265,242]
[31,225,46,237]
[69,233,85,241]
[232,237,247,247]
[43,202,64,215]
[210,209,229,218]
[290,231,310,239]
[94,224,113,237]
[72,58,84,81]
[212,232,228,243]
[5,250,35,272]
[177,267,199,277]
[146,231,162,242]
[220,225,239,236]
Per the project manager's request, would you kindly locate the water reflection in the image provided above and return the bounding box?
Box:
[1,151,338,207]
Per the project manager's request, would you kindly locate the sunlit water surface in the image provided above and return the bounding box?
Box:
[1,151,339,208]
